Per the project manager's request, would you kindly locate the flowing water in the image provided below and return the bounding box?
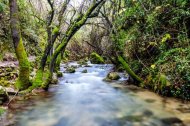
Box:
[1,62,190,126]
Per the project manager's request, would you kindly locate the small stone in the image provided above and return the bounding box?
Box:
[82,69,87,73]
[65,67,75,73]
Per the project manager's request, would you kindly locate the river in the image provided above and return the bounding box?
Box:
[1,62,190,126]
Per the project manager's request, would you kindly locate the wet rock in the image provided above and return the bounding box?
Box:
[145,99,156,103]
[78,60,88,66]
[104,72,121,81]
[0,86,9,105]
[160,117,184,126]
[143,110,153,117]
[81,69,87,73]
[65,67,76,73]
[57,71,63,77]
[84,64,92,67]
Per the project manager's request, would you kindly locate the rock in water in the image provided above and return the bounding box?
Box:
[103,72,121,82]
[57,71,63,77]
[160,117,184,126]
[65,67,76,73]
[82,69,88,73]
[107,72,121,80]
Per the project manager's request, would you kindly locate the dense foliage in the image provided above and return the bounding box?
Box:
[110,0,190,100]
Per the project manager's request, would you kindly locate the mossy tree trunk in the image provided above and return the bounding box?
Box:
[34,0,70,87]
[9,0,30,90]
[118,56,143,83]
[42,0,106,90]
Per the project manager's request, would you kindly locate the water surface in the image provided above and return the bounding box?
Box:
[2,62,190,126]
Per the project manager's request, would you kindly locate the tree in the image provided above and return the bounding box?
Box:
[9,0,30,90]
[42,0,106,90]
[33,0,70,87]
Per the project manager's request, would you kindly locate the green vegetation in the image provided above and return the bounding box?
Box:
[90,52,104,64]
[108,0,190,100]
[0,0,190,103]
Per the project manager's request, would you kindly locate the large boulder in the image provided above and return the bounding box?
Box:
[0,86,9,105]
[90,52,104,64]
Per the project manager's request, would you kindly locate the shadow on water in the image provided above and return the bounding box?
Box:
[2,62,189,126]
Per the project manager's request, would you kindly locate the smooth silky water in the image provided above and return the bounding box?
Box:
[2,62,190,126]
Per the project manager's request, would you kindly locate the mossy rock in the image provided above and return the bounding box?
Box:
[90,52,104,64]
[108,72,121,80]
[65,67,76,73]
[104,72,121,81]
[0,79,11,87]
[78,60,88,66]
[82,69,88,73]
[6,67,13,72]
[57,71,63,77]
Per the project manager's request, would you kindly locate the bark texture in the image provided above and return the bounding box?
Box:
[9,0,30,90]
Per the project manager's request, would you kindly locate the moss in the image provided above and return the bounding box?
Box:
[41,71,52,90]
[15,37,31,90]
[107,72,120,80]
[33,69,43,88]
[0,78,10,87]
[57,71,63,77]
[90,52,104,64]
[0,108,5,116]
[55,54,62,72]
[52,26,59,35]
[118,56,143,83]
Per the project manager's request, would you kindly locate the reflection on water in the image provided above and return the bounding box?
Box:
[3,62,190,126]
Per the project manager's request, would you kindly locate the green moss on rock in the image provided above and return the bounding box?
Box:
[57,71,63,77]
[108,72,121,80]
[65,67,76,73]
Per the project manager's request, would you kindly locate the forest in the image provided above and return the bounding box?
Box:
[0,0,190,126]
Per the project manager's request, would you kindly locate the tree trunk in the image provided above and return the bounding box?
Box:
[9,0,30,90]
[118,56,143,83]
[42,0,106,90]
